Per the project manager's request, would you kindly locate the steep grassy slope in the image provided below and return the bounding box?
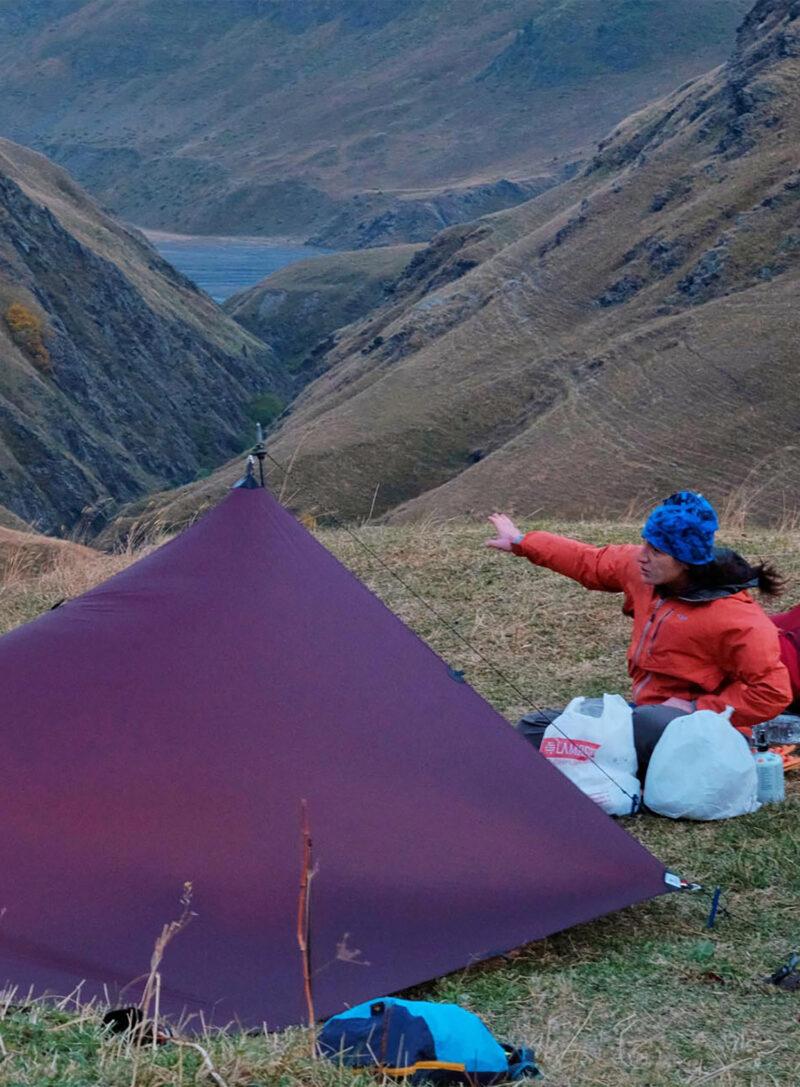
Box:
[223,244,421,372]
[110,0,800,533]
[0,138,285,532]
[393,0,800,523]
[0,0,750,244]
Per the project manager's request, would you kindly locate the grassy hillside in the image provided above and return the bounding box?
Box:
[1,514,798,1085]
[0,0,751,243]
[0,523,94,580]
[0,503,31,531]
[0,137,286,533]
[112,0,800,532]
[224,244,422,372]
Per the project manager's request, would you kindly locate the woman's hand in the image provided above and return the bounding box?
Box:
[485,513,521,552]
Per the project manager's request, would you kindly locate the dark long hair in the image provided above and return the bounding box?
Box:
[689,547,785,597]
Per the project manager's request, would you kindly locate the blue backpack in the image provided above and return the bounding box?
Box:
[318,997,541,1083]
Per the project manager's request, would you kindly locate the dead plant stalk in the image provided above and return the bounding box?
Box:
[139,882,196,1042]
[170,1039,229,1087]
[297,800,316,1055]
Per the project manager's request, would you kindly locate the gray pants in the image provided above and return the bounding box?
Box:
[516,702,686,779]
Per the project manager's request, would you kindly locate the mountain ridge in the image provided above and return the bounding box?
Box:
[109,0,800,534]
[0,0,751,245]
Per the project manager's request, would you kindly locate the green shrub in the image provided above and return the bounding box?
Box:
[245,391,285,426]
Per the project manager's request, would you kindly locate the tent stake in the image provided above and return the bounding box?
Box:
[707,886,723,928]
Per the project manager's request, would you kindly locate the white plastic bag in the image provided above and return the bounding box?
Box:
[644,707,759,820]
[541,694,641,815]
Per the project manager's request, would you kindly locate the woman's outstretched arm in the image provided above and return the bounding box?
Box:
[485,513,638,594]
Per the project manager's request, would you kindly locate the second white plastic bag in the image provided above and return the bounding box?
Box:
[541,694,640,815]
[644,707,760,820]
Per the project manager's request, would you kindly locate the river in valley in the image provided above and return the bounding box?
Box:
[146,232,333,302]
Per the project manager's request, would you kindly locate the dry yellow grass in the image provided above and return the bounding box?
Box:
[0,532,162,635]
[0,526,97,583]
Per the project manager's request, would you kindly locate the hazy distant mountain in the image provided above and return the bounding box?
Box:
[0,0,751,245]
[0,138,285,532]
[108,0,800,531]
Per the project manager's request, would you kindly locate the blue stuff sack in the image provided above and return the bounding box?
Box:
[318,997,541,1083]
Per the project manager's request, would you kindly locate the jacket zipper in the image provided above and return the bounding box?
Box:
[632,599,666,668]
[648,607,674,654]
[632,603,675,699]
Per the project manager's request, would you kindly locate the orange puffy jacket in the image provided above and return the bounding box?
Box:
[511,532,792,729]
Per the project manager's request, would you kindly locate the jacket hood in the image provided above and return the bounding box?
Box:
[669,547,759,602]
[676,579,758,603]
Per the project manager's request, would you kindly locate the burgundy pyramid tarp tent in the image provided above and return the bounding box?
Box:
[0,487,670,1027]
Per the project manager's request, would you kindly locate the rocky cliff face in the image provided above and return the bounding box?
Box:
[0,139,284,532]
[0,0,751,244]
[108,0,800,531]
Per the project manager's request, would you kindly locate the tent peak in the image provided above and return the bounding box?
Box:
[233,425,268,489]
[233,454,259,490]
[252,422,267,487]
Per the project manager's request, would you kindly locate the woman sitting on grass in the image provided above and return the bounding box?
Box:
[486,491,792,777]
